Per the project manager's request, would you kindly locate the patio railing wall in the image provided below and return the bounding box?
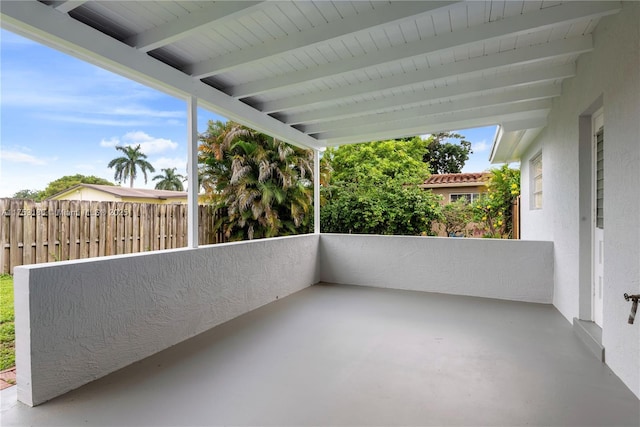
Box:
[0,198,225,274]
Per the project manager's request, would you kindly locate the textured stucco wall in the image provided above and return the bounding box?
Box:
[14,234,320,406]
[319,234,554,303]
[520,139,553,242]
[519,2,640,397]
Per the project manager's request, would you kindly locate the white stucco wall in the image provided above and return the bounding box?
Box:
[520,140,553,242]
[319,234,554,303]
[13,234,320,406]
[519,2,640,397]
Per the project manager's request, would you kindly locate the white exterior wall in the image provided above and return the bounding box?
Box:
[14,234,320,406]
[319,234,554,303]
[519,2,640,397]
[520,139,553,242]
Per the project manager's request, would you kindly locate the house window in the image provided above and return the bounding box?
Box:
[450,193,480,203]
[530,153,542,209]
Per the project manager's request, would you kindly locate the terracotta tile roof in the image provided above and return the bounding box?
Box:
[421,172,490,188]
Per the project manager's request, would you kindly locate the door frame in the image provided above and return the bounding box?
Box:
[591,108,604,326]
[578,96,603,322]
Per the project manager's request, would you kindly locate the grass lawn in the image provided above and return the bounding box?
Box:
[0,274,15,371]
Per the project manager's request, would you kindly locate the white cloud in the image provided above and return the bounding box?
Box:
[1,67,183,123]
[0,149,50,165]
[153,157,187,172]
[37,114,153,127]
[100,131,178,154]
[472,140,489,152]
[109,107,184,119]
[100,137,120,148]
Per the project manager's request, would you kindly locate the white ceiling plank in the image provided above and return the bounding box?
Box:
[185,1,462,78]
[227,1,618,98]
[0,0,321,150]
[299,85,560,134]
[285,64,573,125]
[259,35,591,113]
[50,1,88,14]
[124,2,264,52]
[501,117,549,132]
[318,101,551,145]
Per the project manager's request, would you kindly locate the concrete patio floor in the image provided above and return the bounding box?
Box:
[1,283,638,426]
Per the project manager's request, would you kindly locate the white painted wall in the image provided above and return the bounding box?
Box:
[520,140,553,242]
[519,2,640,397]
[319,234,554,303]
[13,234,320,406]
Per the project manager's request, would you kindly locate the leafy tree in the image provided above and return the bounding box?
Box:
[12,189,44,201]
[472,165,520,238]
[40,174,114,199]
[321,138,442,235]
[107,144,155,188]
[441,198,474,237]
[153,168,185,191]
[423,132,472,174]
[199,121,314,241]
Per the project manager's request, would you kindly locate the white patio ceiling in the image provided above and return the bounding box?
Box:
[1,1,621,158]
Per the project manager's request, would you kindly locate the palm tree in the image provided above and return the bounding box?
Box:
[107,145,155,188]
[199,121,314,240]
[152,168,185,191]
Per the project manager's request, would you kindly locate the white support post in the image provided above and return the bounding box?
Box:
[187,95,199,248]
[314,149,321,234]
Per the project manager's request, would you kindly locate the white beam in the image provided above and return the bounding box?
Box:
[299,85,560,134]
[259,36,591,113]
[50,1,87,14]
[185,1,462,79]
[313,149,320,235]
[124,2,263,52]
[501,117,549,133]
[231,0,617,99]
[0,0,321,151]
[313,99,551,142]
[285,63,575,125]
[187,96,199,249]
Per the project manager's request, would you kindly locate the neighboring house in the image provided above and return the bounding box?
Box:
[48,184,188,204]
[421,172,489,205]
[422,173,490,237]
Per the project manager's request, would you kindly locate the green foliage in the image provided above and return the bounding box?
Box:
[329,138,430,186]
[41,174,114,199]
[441,198,474,237]
[423,132,472,174]
[199,121,314,241]
[107,144,155,188]
[0,274,14,371]
[12,189,44,201]
[321,182,441,235]
[472,165,520,238]
[321,138,442,235]
[153,168,185,191]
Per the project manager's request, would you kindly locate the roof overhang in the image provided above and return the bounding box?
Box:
[489,117,547,164]
[1,1,622,152]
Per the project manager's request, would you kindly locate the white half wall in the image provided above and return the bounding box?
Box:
[319,234,554,303]
[13,234,320,406]
[518,2,640,397]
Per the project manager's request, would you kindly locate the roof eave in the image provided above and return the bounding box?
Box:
[489,119,547,164]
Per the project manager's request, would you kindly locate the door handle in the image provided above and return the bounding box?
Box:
[623,293,639,324]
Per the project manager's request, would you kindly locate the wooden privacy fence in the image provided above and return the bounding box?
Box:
[0,198,225,274]
[512,195,521,240]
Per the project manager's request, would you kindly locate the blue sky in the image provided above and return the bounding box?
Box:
[0,29,496,197]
